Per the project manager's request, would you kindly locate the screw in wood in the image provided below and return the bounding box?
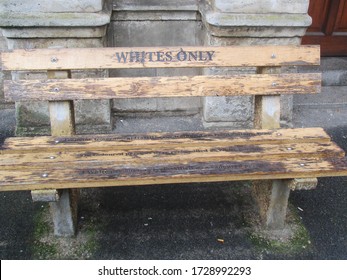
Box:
[51,57,58,63]
[41,173,49,178]
[287,147,293,150]
[53,88,60,92]
[54,140,60,144]
[272,82,277,86]
[49,156,56,159]
[299,163,306,167]
[271,54,276,59]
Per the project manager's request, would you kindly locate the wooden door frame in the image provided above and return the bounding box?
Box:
[302,0,347,56]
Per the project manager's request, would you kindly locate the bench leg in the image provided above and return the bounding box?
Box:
[49,189,79,237]
[252,180,291,230]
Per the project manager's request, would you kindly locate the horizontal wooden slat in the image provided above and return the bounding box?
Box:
[0,142,343,169]
[4,73,321,102]
[1,45,320,71]
[0,128,331,154]
[0,157,346,191]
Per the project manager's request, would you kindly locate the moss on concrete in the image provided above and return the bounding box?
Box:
[74,224,99,259]
[15,102,50,136]
[32,204,59,259]
[31,203,99,259]
[15,126,50,136]
[248,204,312,256]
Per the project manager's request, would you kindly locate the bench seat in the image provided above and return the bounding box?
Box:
[1,127,346,191]
[2,45,347,235]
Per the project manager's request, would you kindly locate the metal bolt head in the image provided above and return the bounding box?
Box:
[287,147,293,151]
[41,173,49,178]
[53,88,60,92]
[49,156,56,159]
[54,140,60,144]
[51,57,58,63]
[300,163,306,167]
[276,133,282,136]
[271,54,276,59]
[272,82,277,87]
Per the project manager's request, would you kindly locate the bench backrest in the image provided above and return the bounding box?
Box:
[1,45,321,136]
[2,45,321,102]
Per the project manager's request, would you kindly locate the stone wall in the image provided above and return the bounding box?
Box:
[0,32,11,109]
[0,0,312,132]
[109,0,202,117]
[211,0,309,13]
[0,0,113,135]
[0,0,104,12]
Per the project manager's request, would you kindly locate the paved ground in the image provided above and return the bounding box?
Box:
[0,88,346,259]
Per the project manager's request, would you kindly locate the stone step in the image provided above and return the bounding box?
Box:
[299,57,347,86]
[321,58,347,86]
[293,86,347,128]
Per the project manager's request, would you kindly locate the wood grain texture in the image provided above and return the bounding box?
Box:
[0,157,347,191]
[287,178,318,190]
[0,128,331,154]
[0,142,343,169]
[1,44,339,194]
[1,45,320,71]
[253,66,283,226]
[303,0,347,56]
[1,126,346,192]
[47,70,75,136]
[4,73,322,102]
[31,189,60,202]
[254,67,282,129]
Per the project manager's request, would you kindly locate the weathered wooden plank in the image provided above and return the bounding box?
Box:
[1,45,320,71]
[0,142,344,169]
[265,180,291,229]
[47,70,78,237]
[254,67,282,129]
[49,101,75,135]
[0,157,346,191]
[4,73,321,102]
[0,128,331,154]
[253,66,285,229]
[31,189,60,202]
[47,70,75,136]
[287,178,318,191]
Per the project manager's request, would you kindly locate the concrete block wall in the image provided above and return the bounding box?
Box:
[0,0,313,132]
[0,0,104,12]
[0,32,12,109]
[107,0,311,128]
[0,0,113,135]
[109,0,203,117]
[200,0,311,128]
[211,0,309,14]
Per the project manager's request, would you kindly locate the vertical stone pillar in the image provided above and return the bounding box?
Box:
[50,189,79,237]
[0,31,10,109]
[199,0,312,128]
[199,0,312,229]
[0,0,112,135]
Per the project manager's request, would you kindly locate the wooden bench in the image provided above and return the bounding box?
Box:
[1,45,347,236]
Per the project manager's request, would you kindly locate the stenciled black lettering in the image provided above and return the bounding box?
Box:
[129,51,142,63]
[198,51,207,61]
[206,51,215,61]
[177,50,187,61]
[141,51,146,63]
[129,51,136,62]
[165,51,173,61]
[157,51,165,62]
[115,52,129,63]
[114,49,214,64]
[146,51,156,62]
[188,51,198,61]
